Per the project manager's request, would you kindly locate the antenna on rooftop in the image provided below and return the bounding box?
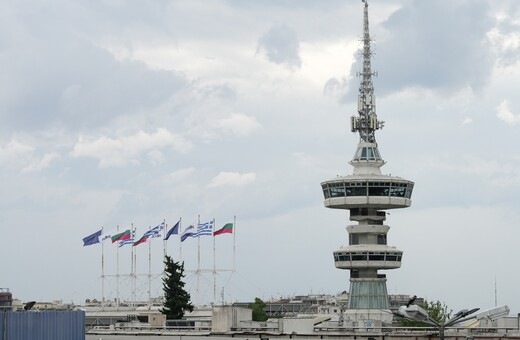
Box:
[494,276,497,306]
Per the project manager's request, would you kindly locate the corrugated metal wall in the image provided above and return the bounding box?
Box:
[0,312,4,340]
[0,311,84,340]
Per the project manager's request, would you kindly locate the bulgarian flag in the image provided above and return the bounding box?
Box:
[213,223,233,236]
[111,230,131,243]
[133,235,148,247]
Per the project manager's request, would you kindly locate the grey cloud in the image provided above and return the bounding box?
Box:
[0,40,186,131]
[225,0,347,10]
[196,84,237,102]
[0,1,186,132]
[257,24,302,69]
[344,0,494,99]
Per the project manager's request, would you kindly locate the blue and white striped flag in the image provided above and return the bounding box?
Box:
[197,220,213,237]
[143,222,165,239]
[181,225,196,242]
[119,230,136,247]
[119,238,135,247]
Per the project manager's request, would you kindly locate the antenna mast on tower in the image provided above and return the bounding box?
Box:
[351,0,384,143]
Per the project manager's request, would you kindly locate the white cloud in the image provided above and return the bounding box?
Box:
[70,128,192,167]
[147,150,165,165]
[292,152,315,167]
[22,152,60,173]
[0,139,58,173]
[183,104,262,141]
[496,100,520,125]
[208,171,256,188]
[216,112,262,137]
[0,140,34,161]
[162,167,195,184]
[461,117,473,126]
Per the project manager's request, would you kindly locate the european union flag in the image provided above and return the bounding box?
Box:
[164,220,180,240]
[83,229,102,247]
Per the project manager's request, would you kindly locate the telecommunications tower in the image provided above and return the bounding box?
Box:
[320,0,414,323]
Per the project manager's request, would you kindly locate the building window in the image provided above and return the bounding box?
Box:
[368,253,385,261]
[323,187,330,199]
[385,254,397,261]
[350,186,367,196]
[352,253,367,261]
[348,281,389,309]
[339,254,350,261]
[330,184,346,197]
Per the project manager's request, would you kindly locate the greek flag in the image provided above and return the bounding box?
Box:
[119,230,136,247]
[143,222,165,239]
[197,220,213,237]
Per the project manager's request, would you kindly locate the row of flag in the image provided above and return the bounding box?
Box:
[82,220,233,247]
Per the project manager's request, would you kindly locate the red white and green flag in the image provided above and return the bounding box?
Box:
[213,223,233,236]
[111,230,132,243]
[133,235,148,247]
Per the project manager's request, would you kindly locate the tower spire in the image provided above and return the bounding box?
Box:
[351,0,384,143]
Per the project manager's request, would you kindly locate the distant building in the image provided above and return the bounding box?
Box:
[0,288,12,311]
[233,293,423,319]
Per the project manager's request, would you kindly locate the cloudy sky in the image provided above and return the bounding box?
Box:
[2,0,520,315]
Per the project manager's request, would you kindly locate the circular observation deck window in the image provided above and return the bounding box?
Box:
[353,144,382,161]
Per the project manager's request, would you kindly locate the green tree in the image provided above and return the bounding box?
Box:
[399,300,452,327]
[248,297,268,322]
[161,256,194,319]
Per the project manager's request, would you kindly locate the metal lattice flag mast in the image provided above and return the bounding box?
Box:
[320,0,414,324]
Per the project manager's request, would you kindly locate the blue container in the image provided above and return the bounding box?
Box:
[0,310,85,340]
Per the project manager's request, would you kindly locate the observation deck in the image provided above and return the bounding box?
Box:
[321,175,413,209]
[321,142,414,209]
[333,245,403,270]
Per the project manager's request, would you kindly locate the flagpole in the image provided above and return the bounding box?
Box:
[101,227,105,312]
[233,215,236,273]
[213,218,216,306]
[148,225,152,310]
[233,215,236,304]
[197,214,200,307]
[163,219,167,261]
[179,219,183,263]
[131,223,136,308]
[116,225,120,310]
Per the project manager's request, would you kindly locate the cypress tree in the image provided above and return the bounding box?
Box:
[161,255,194,319]
[248,297,268,321]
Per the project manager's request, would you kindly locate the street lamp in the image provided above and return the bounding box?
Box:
[395,302,479,340]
